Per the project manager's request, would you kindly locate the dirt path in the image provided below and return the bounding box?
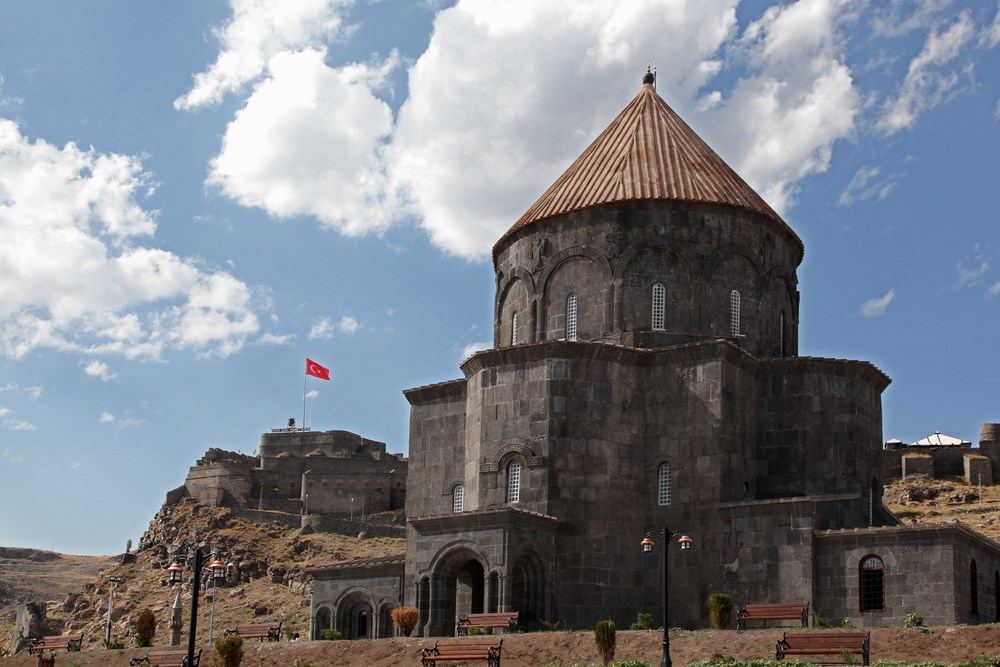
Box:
[5,626,1000,666]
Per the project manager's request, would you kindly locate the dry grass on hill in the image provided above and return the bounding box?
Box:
[883,477,1000,542]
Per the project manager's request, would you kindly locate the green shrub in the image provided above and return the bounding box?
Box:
[841,617,855,629]
[293,661,319,667]
[903,612,925,628]
[103,638,126,650]
[630,612,653,630]
[594,619,616,666]
[134,608,156,647]
[467,627,487,636]
[320,628,342,640]
[706,593,734,630]
[213,635,243,667]
[539,617,563,631]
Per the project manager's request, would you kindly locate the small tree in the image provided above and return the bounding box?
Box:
[391,606,419,636]
[125,538,132,553]
[214,635,243,667]
[593,619,616,666]
[706,593,733,630]
[134,608,156,647]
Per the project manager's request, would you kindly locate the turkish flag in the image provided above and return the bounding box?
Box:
[306,358,330,380]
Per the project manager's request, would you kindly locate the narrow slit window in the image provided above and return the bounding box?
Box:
[511,312,519,346]
[453,484,464,513]
[566,294,578,341]
[506,461,521,503]
[859,556,884,612]
[652,283,666,331]
[657,463,672,506]
[729,290,741,337]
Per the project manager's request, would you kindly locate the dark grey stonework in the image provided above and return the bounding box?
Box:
[308,83,1000,639]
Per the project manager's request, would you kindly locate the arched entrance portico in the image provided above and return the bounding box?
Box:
[313,605,332,640]
[423,545,490,636]
[335,589,374,639]
[510,550,548,628]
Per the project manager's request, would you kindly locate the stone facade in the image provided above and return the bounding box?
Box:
[309,74,1000,638]
[882,425,1000,485]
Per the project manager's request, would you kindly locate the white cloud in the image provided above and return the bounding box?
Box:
[258,332,293,345]
[0,121,262,360]
[84,360,117,382]
[308,317,335,340]
[207,49,398,235]
[193,0,861,258]
[838,165,898,206]
[982,3,1000,48]
[878,10,976,134]
[697,0,861,213]
[100,412,115,424]
[0,406,9,416]
[989,282,1000,298]
[957,259,989,287]
[3,417,36,431]
[861,288,896,317]
[305,389,319,399]
[460,341,490,361]
[25,385,41,401]
[870,0,953,38]
[174,0,353,110]
[390,0,745,258]
[0,447,23,463]
[338,316,359,334]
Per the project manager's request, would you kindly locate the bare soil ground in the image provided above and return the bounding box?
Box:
[1,626,999,666]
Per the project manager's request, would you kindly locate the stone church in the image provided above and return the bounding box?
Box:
[309,70,1000,639]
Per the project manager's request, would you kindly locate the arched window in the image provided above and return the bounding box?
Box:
[566,294,578,340]
[506,461,521,503]
[859,555,884,612]
[511,312,519,346]
[971,560,979,616]
[729,290,741,337]
[657,463,672,506]
[453,484,464,513]
[652,283,666,331]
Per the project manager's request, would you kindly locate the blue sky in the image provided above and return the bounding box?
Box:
[1,0,998,555]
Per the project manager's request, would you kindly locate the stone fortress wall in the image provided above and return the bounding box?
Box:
[172,428,408,534]
[882,423,1000,485]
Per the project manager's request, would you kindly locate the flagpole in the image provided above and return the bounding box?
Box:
[302,363,307,430]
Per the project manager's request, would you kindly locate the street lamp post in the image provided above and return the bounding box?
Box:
[168,548,205,667]
[105,575,123,644]
[641,528,692,667]
[207,558,228,643]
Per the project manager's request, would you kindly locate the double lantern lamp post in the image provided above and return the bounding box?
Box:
[641,528,692,667]
[167,550,229,665]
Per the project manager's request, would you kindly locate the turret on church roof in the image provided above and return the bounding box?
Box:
[495,68,802,255]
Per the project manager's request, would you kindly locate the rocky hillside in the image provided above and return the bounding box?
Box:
[884,476,1000,542]
[2,498,403,654]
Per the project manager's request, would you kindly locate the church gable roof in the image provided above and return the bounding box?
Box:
[495,72,801,253]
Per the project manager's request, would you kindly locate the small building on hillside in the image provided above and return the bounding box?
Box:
[883,425,999,485]
[309,70,1000,639]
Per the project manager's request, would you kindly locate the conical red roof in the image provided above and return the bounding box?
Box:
[494,78,802,254]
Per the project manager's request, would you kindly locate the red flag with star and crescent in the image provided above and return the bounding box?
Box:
[306,358,330,380]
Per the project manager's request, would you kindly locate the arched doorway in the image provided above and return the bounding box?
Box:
[378,602,395,638]
[313,606,332,640]
[427,546,488,636]
[336,590,374,639]
[510,551,547,627]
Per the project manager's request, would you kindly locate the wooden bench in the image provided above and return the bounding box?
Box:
[27,633,84,655]
[776,631,870,666]
[737,602,809,630]
[422,638,503,667]
[129,648,202,667]
[224,621,282,641]
[456,612,518,635]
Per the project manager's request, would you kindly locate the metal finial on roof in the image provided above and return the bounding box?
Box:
[643,64,655,86]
